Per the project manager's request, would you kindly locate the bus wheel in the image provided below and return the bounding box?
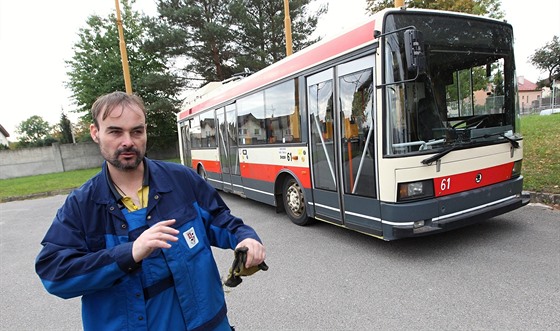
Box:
[197,166,207,181]
[282,177,312,226]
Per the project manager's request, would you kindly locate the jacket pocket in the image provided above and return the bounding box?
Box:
[177,219,209,261]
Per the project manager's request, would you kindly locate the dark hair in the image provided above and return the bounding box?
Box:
[91,91,146,128]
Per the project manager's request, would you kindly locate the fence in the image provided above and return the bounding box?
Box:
[0,142,178,180]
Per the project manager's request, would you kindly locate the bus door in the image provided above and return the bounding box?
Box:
[218,104,243,194]
[307,56,381,234]
[179,122,191,170]
[336,56,381,235]
[307,69,342,224]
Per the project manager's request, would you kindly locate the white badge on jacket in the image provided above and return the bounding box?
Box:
[183,227,199,248]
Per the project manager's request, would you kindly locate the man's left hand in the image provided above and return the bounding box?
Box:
[235,238,266,268]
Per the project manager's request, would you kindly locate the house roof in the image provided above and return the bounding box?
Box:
[517,76,539,91]
[0,124,9,137]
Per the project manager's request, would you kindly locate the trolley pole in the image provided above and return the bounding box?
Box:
[115,0,132,94]
[283,0,293,56]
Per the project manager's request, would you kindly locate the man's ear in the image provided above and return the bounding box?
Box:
[90,124,99,143]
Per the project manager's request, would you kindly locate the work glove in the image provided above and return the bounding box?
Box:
[224,246,268,287]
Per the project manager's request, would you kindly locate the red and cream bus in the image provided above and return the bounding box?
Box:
[177,8,529,240]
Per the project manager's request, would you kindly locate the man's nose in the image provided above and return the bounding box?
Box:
[120,132,134,147]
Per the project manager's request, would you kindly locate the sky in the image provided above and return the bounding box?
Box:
[0,0,559,141]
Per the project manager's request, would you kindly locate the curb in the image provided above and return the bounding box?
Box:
[524,191,560,210]
[524,191,560,205]
[0,188,76,203]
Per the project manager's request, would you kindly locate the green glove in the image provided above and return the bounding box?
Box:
[224,246,268,287]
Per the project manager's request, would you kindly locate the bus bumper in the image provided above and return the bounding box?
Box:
[383,178,530,240]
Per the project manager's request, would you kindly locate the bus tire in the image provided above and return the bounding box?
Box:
[282,177,313,226]
[197,165,207,181]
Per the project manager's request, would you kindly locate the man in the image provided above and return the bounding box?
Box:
[35,91,266,331]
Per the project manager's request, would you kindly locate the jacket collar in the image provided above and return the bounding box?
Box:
[92,157,173,205]
[105,159,150,201]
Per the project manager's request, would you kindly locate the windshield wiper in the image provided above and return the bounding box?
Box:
[421,145,459,165]
[422,131,520,166]
[470,132,520,149]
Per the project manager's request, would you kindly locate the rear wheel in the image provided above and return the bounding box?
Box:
[282,177,313,226]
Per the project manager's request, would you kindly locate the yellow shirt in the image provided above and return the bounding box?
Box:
[120,186,149,211]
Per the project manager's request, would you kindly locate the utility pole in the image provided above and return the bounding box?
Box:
[552,80,556,110]
[283,0,293,56]
[115,0,132,94]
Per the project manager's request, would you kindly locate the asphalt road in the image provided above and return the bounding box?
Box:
[1,194,558,330]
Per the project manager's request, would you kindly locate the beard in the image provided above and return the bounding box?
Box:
[106,146,144,171]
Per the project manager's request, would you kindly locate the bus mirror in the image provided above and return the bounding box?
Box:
[404,29,426,75]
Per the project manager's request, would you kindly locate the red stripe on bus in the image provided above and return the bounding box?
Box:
[240,163,312,189]
[192,159,222,174]
[434,163,514,197]
[179,20,376,120]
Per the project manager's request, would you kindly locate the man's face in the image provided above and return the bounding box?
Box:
[90,104,147,171]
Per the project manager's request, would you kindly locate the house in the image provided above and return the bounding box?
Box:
[0,124,10,147]
[517,76,541,113]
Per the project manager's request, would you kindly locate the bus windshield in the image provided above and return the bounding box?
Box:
[382,12,519,156]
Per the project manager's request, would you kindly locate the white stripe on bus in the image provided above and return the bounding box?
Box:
[432,195,516,222]
[207,178,274,196]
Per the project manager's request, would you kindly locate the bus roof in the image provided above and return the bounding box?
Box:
[178,14,381,121]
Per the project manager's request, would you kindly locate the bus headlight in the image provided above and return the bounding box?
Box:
[511,160,522,178]
[398,180,434,202]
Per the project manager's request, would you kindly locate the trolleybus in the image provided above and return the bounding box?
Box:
[177,7,529,240]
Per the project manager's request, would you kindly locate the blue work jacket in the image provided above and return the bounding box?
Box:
[35,158,261,331]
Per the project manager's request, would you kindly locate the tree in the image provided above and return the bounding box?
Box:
[72,118,94,143]
[15,115,54,147]
[155,0,238,83]
[65,0,183,149]
[154,0,326,85]
[55,111,74,144]
[229,0,327,72]
[366,0,504,19]
[529,36,560,88]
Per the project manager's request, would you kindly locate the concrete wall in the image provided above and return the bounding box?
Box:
[0,143,104,179]
[0,142,178,179]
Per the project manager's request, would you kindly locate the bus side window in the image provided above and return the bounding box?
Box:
[263,79,300,144]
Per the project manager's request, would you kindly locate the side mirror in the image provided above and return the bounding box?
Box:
[404,29,426,75]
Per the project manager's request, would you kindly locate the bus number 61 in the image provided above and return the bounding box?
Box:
[440,178,451,191]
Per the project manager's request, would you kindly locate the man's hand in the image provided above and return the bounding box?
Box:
[235,238,266,268]
[224,243,268,287]
[132,219,179,262]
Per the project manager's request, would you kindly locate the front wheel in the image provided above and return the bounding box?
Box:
[282,177,313,226]
[197,165,208,181]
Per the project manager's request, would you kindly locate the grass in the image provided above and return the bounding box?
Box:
[521,114,560,194]
[0,118,558,201]
[0,168,101,199]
